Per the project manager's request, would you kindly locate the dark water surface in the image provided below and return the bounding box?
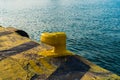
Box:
[0,0,120,75]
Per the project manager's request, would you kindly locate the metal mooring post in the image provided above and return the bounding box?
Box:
[40,32,72,57]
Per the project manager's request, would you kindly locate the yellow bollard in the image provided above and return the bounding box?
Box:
[40,32,73,57]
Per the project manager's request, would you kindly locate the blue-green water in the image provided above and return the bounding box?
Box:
[0,0,120,75]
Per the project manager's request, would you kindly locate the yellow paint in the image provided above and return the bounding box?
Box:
[0,58,27,80]
[40,32,73,57]
[0,27,6,31]
[39,58,55,70]
[10,52,57,79]
[0,27,15,32]
[0,27,120,80]
[0,32,30,51]
[29,60,43,74]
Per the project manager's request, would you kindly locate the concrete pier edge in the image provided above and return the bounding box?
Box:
[0,26,120,80]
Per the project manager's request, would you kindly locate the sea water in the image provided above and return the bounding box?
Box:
[0,0,120,75]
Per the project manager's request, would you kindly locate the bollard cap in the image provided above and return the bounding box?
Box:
[41,32,66,46]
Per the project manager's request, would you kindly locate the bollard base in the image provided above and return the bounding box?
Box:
[38,50,73,57]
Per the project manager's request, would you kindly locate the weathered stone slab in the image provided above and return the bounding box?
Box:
[0,27,120,80]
